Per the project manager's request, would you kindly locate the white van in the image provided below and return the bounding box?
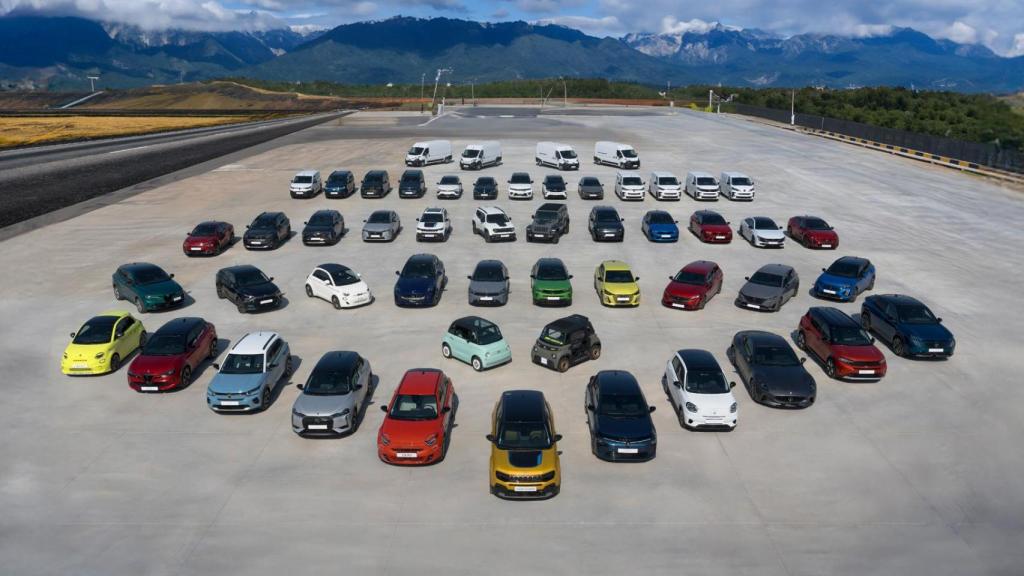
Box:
[535,142,579,171]
[685,172,720,200]
[289,170,322,198]
[720,172,756,201]
[614,171,646,201]
[649,171,681,200]
[460,141,502,170]
[405,140,452,167]
[594,141,640,169]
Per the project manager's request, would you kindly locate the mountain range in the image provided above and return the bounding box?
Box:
[1,15,1022,93]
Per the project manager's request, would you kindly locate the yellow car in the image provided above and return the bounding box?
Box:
[594,260,640,307]
[487,390,561,499]
[61,310,146,375]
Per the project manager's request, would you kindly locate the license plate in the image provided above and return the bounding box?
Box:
[189,247,201,251]
[172,296,182,302]
[259,299,273,304]
[603,233,615,237]
[546,296,561,301]
[715,235,725,239]
[396,452,417,459]
[617,448,639,454]
[513,486,538,493]
[307,424,328,430]
[617,297,629,302]
[534,233,545,238]
[858,370,874,375]
[250,240,262,244]
[423,233,435,237]
[928,348,944,353]
[821,244,832,248]
[73,362,88,369]
[540,357,549,365]
[479,296,493,301]
[747,304,761,309]
[220,400,239,406]
[823,289,837,295]
[141,386,158,391]
[671,303,686,308]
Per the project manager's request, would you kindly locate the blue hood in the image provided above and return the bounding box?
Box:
[395,276,435,295]
[902,321,953,342]
[648,223,678,236]
[595,414,655,441]
[208,372,264,395]
[815,271,858,289]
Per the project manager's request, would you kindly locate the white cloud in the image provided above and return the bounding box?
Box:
[1010,33,1024,57]
[943,20,977,44]
[660,17,718,35]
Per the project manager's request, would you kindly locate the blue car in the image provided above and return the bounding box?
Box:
[394,253,447,307]
[641,210,679,243]
[812,256,875,302]
[860,294,955,358]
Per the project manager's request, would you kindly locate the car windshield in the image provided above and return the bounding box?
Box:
[308,213,334,226]
[604,270,634,283]
[510,173,531,184]
[328,174,347,184]
[462,149,480,157]
[472,263,505,281]
[409,147,424,155]
[831,325,873,346]
[421,212,444,224]
[697,177,717,186]
[486,214,509,225]
[476,324,504,345]
[558,149,577,159]
[595,210,619,223]
[749,272,784,287]
[658,177,678,185]
[328,268,360,286]
[826,260,861,278]
[304,369,353,395]
[401,175,420,183]
[363,174,382,183]
[648,212,674,224]
[541,327,567,345]
[132,266,170,285]
[220,353,264,374]
[142,334,186,356]
[598,393,648,417]
[702,213,727,225]
[753,345,800,367]
[191,223,219,235]
[621,148,638,158]
[581,177,600,186]
[401,260,435,278]
[252,215,277,228]
[73,316,117,344]
[622,177,642,186]
[804,217,830,230]
[440,176,459,185]
[367,212,391,224]
[389,394,439,420]
[235,269,270,287]
[730,177,752,186]
[897,304,938,324]
[685,369,731,394]
[673,270,706,285]
[535,261,568,281]
[476,178,495,186]
[497,421,551,449]
[293,175,313,184]
[753,217,777,229]
[545,177,564,185]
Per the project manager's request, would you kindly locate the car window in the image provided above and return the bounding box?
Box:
[671,356,683,380]
[267,340,282,360]
[313,270,330,282]
[389,394,439,420]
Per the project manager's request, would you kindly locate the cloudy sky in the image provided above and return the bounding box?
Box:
[2,0,1022,55]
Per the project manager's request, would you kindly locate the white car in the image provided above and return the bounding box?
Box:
[662,349,738,430]
[436,175,463,199]
[507,172,534,200]
[685,171,720,200]
[304,264,373,309]
[472,206,516,242]
[614,171,645,201]
[720,172,755,201]
[416,207,452,241]
[289,170,322,198]
[649,171,681,200]
[739,216,786,248]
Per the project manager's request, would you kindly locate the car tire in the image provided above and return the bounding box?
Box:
[826,358,837,379]
[135,298,145,313]
[557,357,570,373]
[861,313,872,332]
[590,345,601,360]
[180,366,192,389]
[305,284,314,298]
[285,355,294,376]
[485,231,492,243]
[260,387,271,411]
[332,296,342,310]
[138,331,146,347]
[441,343,452,359]
[697,297,706,310]
[892,336,907,357]
[868,278,875,290]
[236,302,246,314]
[552,234,560,244]
[113,285,122,300]
[216,284,226,299]
[471,356,483,372]
[109,354,120,372]
[208,340,218,359]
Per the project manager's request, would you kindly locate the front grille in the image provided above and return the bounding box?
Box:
[302,416,333,427]
[743,295,765,305]
[495,470,555,483]
[774,395,806,405]
[846,359,880,367]
[495,227,514,234]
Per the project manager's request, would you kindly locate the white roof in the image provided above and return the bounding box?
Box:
[478,205,507,215]
[688,171,716,178]
[230,331,279,355]
[422,207,447,215]
[721,171,750,178]
[617,170,642,177]
[651,171,677,178]
[295,170,318,177]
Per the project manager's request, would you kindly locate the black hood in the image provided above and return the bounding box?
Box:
[595,414,654,441]
[595,221,623,232]
[237,281,280,298]
[303,223,334,234]
[507,450,544,468]
[245,227,276,238]
[752,365,816,395]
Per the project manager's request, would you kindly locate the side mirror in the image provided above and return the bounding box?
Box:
[674,220,679,224]
[415,218,420,222]
[620,218,624,222]
[354,384,363,391]
[778,226,783,230]
[634,277,640,281]
[586,404,595,411]
[268,363,278,369]
[395,271,400,276]
[937,318,943,323]
[821,268,826,272]
[568,275,574,279]
[649,406,656,413]
[380,405,388,413]
[169,273,175,279]
[553,434,563,442]
[730,381,737,389]
[485,434,496,443]
[442,406,451,413]
[296,383,304,390]
[268,277,274,282]
[303,221,308,225]
[362,219,367,223]
[69,332,76,338]
[467,276,472,280]
[212,363,220,370]
[529,274,536,279]
[800,357,807,364]
[246,225,250,229]
[744,276,750,281]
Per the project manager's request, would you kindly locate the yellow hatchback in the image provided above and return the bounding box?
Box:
[594,260,640,307]
[61,310,146,375]
[488,390,561,499]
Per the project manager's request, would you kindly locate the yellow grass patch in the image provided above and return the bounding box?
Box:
[0,115,250,148]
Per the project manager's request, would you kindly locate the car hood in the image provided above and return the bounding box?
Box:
[830,344,885,363]
[245,228,276,237]
[806,230,838,241]
[701,224,731,235]
[816,272,857,287]
[438,184,461,190]
[395,276,435,294]
[237,281,280,298]
[492,447,557,470]
[603,282,639,295]
[529,219,558,230]
[751,366,815,395]
[648,223,678,235]
[64,341,112,359]
[509,183,532,190]
[534,279,570,291]
[902,322,954,341]
[134,279,182,297]
[208,372,264,394]
[580,185,603,192]
[545,184,566,191]
[753,228,785,240]
[739,282,783,299]
[303,224,335,234]
[474,185,496,192]
[665,281,707,298]
[685,392,736,415]
[595,222,623,231]
[380,417,442,444]
[292,392,355,416]
[469,280,507,294]
[332,280,369,296]
[417,221,445,229]
[363,223,393,233]
[290,183,312,189]
[129,354,182,374]
[595,414,655,440]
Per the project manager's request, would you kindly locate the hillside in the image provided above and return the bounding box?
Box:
[81,81,345,110]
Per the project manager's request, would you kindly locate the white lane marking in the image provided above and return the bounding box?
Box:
[418,112,451,127]
[107,144,154,155]
[499,115,515,118]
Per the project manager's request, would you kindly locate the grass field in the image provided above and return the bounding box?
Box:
[0,115,252,148]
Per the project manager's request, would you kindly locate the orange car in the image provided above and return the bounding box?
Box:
[377,369,455,465]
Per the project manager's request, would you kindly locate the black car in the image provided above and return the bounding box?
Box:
[215,265,283,313]
[588,205,624,242]
[527,203,569,243]
[542,174,567,198]
[473,176,499,200]
[861,294,955,358]
[302,210,345,246]
[399,169,427,198]
[325,170,356,198]
[531,314,601,372]
[727,331,816,408]
[360,170,391,198]
[578,176,604,199]
[243,212,291,250]
[585,371,657,462]
[393,253,448,308]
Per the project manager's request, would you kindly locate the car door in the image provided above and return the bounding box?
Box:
[439,377,453,435]
[266,340,286,388]
[857,262,871,293]
[222,271,238,303]
[666,356,684,410]
[452,326,471,362]
[711,267,723,295]
[734,336,754,385]
[435,258,447,290]
[804,314,828,360]
[783,270,798,301]
[313,269,332,300]
[594,264,604,291]
[878,302,899,342]
[114,316,137,356]
[120,269,139,301]
[501,263,510,295]
[585,378,598,435]
[570,330,587,362]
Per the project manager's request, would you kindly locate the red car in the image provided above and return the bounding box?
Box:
[688,210,732,243]
[797,307,886,381]
[787,215,838,249]
[128,317,218,391]
[662,260,723,310]
[378,369,455,465]
[183,221,235,256]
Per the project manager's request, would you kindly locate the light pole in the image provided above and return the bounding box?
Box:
[470,79,476,106]
[87,75,99,91]
[560,76,567,107]
[430,68,452,115]
[790,90,796,126]
[420,73,425,100]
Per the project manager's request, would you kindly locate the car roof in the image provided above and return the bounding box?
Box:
[738,330,788,347]
[311,209,338,217]
[312,351,359,374]
[873,294,925,307]
[221,264,260,274]
[500,390,546,422]
[254,211,283,219]
[479,206,506,215]
[401,169,423,176]
[475,176,496,182]
[452,315,495,331]
[722,171,748,178]
[617,170,641,176]
[592,205,618,214]
[230,331,279,355]
[645,209,671,217]
[682,260,717,274]
[422,207,446,214]
[675,349,721,370]
[316,263,351,275]
[406,253,436,264]
[397,368,443,395]
[694,209,722,217]
[651,171,676,177]
[688,171,715,178]
[474,259,504,270]
[369,209,395,217]
[194,220,224,227]
[832,256,869,267]
[95,309,132,320]
[153,317,205,337]
[601,260,631,271]
[440,174,460,179]
[537,203,565,211]
[594,370,642,394]
[364,170,387,177]
[536,257,565,267]
[295,170,318,177]
[511,171,530,177]
[756,263,793,275]
[119,262,162,273]
[544,174,564,180]
[545,314,591,332]
[329,169,351,176]
[810,307,860,328]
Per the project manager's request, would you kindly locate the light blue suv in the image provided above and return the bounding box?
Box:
[441,316,512,371]
[207,331,291,412]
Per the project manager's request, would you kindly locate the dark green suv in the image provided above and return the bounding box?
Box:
[113,262,186,313]
[531,258,573,306]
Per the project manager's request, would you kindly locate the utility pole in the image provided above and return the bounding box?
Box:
[471,79,476,106]
[420,73,425,100]
[430,68,452,116]
[560,76,567,107]
[708,89,713,112]
[790,90,796,125]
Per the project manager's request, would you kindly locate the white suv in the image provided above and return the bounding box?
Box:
[614,171,645,201]
[416,207,452,241]
[649,171,681,200]
[685,172,720,200]
[507,172,534,200]
[289,170,322,198]
[472,206,517,242]
[662,349,737,430]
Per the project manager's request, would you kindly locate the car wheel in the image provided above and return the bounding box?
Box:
[796,330,807,350]
[441,343,452,359]
[697,297,706,310]
[552,234,560,244]
[826,358,837,379]
[331,296,342,309]
[236,302,246,314]
[216,284,226,299]
[471,356,483,371]
[305,284,314,298]
[892,336,907,357]
[868,278,875,290]
[726,345,736,365]
[180,366,192,389]
[589,345,601,360]
[261,387,271,411]
[138,331,147,347]
[113,285,122,300]
[557,357,570,372]
[109,353,121,372]
[485,231,492,243]
[135,298,145,313]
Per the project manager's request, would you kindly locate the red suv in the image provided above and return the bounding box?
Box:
[378,369,455,465]
[183,221,234,256]
[797,307,886,381]
[128,317,218,391]
[688,210,732,243]
[662,260,723,310]
[787,215,838,249]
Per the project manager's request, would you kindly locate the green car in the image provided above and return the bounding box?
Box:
[531,257,573,306]
[441,316,512,371]
[112,262,186,313]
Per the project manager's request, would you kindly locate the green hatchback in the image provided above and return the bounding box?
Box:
[441,316,512,371]
[531,258,573,306]
[113,262,186,313]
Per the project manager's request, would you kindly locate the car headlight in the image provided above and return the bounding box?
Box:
[836,357,855,364]
[244,385,262,395]
[380,433,391,446]
[424,434,438,447]
[909,335,924,346]
[685,402,698,413]
[94,352,105,359]
[162,368,176,376]
[292,409,303,418]
[602,290,614,296]
[330,409,351,419]
[730,402,738,413]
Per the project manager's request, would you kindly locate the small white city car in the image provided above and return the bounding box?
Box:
[304,263,373,309]
[662,349,738,430]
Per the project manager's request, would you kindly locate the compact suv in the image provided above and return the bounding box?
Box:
[531,314,601,372]
[531,257,573,306]
[472,206,516,242]
[394,253,447,307]
[467,259,510,306]
[595,260,640,307]
[689,210,732,243]
[360,170,391,198]
[685,172,720,200]
[377,368,455,465]
[649,171,682,200]
[442,316,512,371]
[813,256,875,302]
[183,220,234,256]
[291,351,372,436]
[507,172,534,200]
[61,311,145,375]
[736,264,799,312]
[398,169,427,198]
[739,216,785,248]
[788,215,838,249]
[588,205,624,241]
[527,203,569,243]
[436,175,463,199]
[663,349,738,430]
[662,260,723,310]
[324,170,356,198]
[798,307,887,381]
[728,331,816,409]
[289,170,322,198]
[860,294,955,358]
[720,172,755,200]
[243,211,291,250]
[473,176,499,200]
[361,210,401,242]
[304,263,372,309]
[302,209,345,245]
[641,210,678,242]
[542,174,567,199]
[614,171,646,201]
[416,207,452,242]
[585,371,657,461]
[215,264,283,313]
[112,262,185,313]
[578,176,604,199]
[207,331,291,413]
[487,390,561,499]
[128,317,217,392]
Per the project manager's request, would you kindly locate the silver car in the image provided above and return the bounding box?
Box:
[291,351,372,436]
[362,210,401,242]
[468,259,510,306]
[735,264,800,312]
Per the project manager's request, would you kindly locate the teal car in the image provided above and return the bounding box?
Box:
[441,316,512,371]
[113,262,186,313]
